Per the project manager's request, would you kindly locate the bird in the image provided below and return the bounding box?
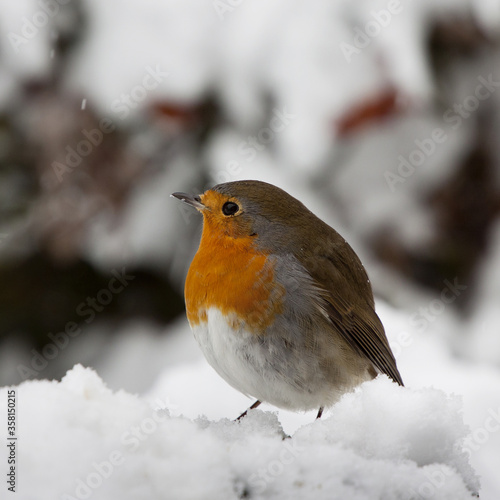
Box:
[171,180,403,420]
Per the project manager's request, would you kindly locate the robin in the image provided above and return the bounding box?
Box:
[172,180,403,420]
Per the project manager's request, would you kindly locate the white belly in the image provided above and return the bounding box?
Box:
[190,307,343,411]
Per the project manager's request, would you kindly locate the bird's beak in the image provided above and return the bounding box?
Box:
[171,192,205,211]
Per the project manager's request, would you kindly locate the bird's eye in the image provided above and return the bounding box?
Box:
[222,201,239,216]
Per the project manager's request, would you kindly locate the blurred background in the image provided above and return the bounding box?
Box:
[1,0,500,411]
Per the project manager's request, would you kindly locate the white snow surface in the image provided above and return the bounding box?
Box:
[4,299,500,500]
[0,365,479,500]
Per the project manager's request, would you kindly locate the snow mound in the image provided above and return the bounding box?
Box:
[1,364,479,499]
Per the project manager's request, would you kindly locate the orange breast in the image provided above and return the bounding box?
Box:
[185,228,284,334]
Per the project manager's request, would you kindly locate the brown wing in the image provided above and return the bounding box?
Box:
[321,292,404,386]
[297,229,404,387]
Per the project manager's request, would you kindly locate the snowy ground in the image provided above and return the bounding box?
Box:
[2,301,500,500]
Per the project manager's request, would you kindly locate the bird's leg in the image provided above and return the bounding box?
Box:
[236,400,261,421]
[316,407,324,419]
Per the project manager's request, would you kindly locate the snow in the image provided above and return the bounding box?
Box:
[0,363,479,500]
[3,298,500,499]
